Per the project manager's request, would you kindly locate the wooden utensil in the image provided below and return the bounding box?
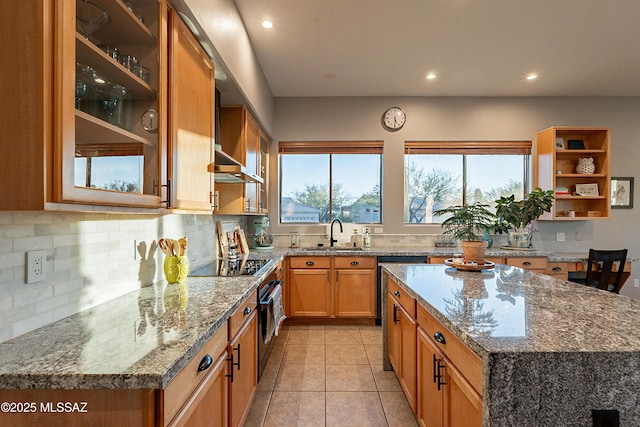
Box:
[178,237,187,256]
[158,238,172,256]
[172,239,181,257]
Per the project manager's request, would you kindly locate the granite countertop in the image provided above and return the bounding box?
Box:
[0,251,287,390]
[380,263,640,425]
[380,263,640,356]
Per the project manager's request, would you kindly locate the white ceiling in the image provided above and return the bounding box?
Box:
[233,0,640,98]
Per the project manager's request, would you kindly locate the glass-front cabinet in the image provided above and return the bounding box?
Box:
[66,0,166,207]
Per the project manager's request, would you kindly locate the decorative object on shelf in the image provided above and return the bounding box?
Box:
[433,202,495,262]
[494,188,554,248]
[97,44,120,62]
[93,81,127,126]
[75,63,97,110]
[575,183,599,196]
[555,138,565,150]
[381,106,406,131]
[576,157,596,174]
[611,177,634,209]
[141,108,159,132]
[567,139,586,149]
[76,0,110,38]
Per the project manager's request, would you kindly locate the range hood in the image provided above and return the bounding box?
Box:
[208,149,263,184]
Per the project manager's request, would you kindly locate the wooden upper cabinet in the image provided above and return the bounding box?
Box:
[216,106,269,214]
[535,127,611,220]
[167,8,214,211]
[1,0,168,210]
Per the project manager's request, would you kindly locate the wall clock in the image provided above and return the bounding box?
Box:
[141,108,159,132]
[382,107,406,131]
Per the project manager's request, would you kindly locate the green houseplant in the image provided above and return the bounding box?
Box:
[494,187,554,248]
[433,202,496,261]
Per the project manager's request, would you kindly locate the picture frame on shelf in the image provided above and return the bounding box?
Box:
[575,183,599,196]
[555,137,565,150]
[611,177,634,209]
[567,139,585,149]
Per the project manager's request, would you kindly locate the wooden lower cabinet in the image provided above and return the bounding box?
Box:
[288,256,376,318]
[387,279,417,411]
[416,305,482,427]
[228,308,257,427]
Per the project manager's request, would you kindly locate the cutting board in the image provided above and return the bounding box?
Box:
[216,221,249,257]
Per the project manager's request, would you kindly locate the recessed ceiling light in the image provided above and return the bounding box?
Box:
[426,73,437,80]
[526,73,538,80]
[262,20,273,29]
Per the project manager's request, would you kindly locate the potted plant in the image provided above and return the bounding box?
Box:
[433,202,496,261]
[493,187,554,248]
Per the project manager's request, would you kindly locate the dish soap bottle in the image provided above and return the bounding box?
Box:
[350,229,363,248]
[363,228,371,248]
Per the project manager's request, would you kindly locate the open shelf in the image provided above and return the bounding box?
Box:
[89,0,156,45]
[75,110,153,146]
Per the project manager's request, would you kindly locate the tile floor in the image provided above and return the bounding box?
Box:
[243,323,418,427]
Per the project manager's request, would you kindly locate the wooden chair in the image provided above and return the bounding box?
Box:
[569,249,628,293]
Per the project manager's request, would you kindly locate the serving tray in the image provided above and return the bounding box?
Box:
[444,259,495,272]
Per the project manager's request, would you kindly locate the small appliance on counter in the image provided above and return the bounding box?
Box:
[253,217,274,250]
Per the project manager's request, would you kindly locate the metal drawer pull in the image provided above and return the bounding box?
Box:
[197,354,213,372]
[522,261,532,266]
[225,354,235,382]
[350,261,359,266]
[305,261,315,266]
[394,290,401,297]
[244,306,251,315]
[434,331,446,344]
[552,266,562,271]
[393,304,399,323]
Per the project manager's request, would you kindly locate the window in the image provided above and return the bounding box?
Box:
[279,141,383,224]
[404,141,531,224]
[74,144,144,193]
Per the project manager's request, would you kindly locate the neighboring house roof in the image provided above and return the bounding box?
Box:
[281,197,321,214]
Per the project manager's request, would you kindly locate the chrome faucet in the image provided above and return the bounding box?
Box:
[330,218,343,247]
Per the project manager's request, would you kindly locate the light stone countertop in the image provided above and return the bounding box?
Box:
[380,263,640,426]
[0,247,630,392]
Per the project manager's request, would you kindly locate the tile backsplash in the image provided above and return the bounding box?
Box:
[0,212,240,343]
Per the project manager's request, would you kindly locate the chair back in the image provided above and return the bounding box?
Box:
[585,249,628,293]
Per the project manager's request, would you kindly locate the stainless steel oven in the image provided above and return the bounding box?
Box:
[257,279,283,381]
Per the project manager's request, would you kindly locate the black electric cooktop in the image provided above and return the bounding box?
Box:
[189,257,271,277]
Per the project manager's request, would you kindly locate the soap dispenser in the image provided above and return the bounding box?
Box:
[363,228,371,248]
[350,229,362,247]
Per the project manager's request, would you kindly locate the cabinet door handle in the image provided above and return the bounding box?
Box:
[393,304,399,324]
[435,357,446,391]
[522,261,532,266]
[225,354,236,382]
[350,261,359,266]
[306,261,315,266]
[197,354,213,372]
[234,343,241,371]
[393,290,401,297]
[552,266,562,271]
[434,331,446,344]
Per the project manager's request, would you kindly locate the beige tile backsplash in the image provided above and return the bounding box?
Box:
[0,212,237,342]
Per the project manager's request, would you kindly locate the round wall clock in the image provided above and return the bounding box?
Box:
[381,107,406,131]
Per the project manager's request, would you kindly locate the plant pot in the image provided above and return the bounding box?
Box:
[461,241,487,262]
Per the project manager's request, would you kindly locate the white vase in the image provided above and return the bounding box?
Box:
[576,157,595,174]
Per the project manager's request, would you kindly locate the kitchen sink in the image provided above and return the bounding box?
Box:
[301,246,364,251]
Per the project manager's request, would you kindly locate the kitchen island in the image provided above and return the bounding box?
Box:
[381,263,640,426]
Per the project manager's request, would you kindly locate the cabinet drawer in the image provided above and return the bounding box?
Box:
[163,325,228,424]
[289,256,331,269]
[334,256,376,269]
[229,290,257,339]
[544,262,577,278]
[388,278,416,319]
[505,257,547,270]
[417,305,482,395]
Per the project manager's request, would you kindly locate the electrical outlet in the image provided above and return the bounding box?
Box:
[556,232,565,242]
[362,227,370,234]
[634,279,639,288]
[26,250,46,284]
[374,227,384,234]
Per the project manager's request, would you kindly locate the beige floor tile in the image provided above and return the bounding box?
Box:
[326,344,369,364]
[379,391,419,427]
[257,357,282,392]
[325,391,387,427]
[275,363,326,391]
[284,323,326,330]
[325,323,360,330]
[370,365,402,392]
[364,344,383,365]
[325,329,363,344]
[287,329,326,345]
[360,328,383,345]
[263,391,326,427]
[282,344,325,365]
[326,364,377,391]
[244,391,271,427]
